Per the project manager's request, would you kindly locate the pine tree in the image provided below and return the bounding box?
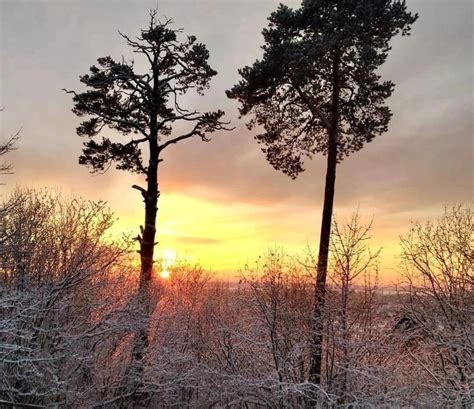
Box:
[66,11,228,289]
[227,0,417,384]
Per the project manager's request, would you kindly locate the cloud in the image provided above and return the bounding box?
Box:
[175,235,222,245]
[1,0,472,279]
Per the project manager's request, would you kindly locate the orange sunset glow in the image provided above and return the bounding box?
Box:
[1,1,472,287]
[1,0,472,407]
[1,0,473,283]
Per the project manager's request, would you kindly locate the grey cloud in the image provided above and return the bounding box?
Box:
[0,0,472,231]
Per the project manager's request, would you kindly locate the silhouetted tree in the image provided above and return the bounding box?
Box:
[227,0,417,385]
[65,11,228,289]
[65,12,229,404]
[0,108,20,179]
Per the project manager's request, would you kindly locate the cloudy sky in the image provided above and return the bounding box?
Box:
[1,0,472,281]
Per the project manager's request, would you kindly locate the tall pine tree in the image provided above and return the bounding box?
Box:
[227,0,417,384]
[66,11,229,403]
[66,11,228,289]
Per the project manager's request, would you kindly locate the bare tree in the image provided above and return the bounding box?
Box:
[0,108,20,179]
[324,213,381,406]
[0,189,132,407]
[238,250,319,406]
[399,205,473,407]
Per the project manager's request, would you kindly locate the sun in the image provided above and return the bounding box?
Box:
[156,249,176,280]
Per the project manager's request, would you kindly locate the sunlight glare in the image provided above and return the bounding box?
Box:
[157,249,176,280]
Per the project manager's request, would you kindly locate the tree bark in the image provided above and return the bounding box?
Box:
[125,91,160,406]
[121,147,160,407]
[309,50,340,386]
[139,146,159,288]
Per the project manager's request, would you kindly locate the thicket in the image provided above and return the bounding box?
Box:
[1,190,471,407]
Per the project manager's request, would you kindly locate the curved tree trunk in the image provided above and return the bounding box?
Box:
[309,50,340,386]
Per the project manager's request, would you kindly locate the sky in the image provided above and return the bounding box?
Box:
[0,0,472,282]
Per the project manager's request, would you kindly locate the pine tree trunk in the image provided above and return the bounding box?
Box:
[132,136,160,363]
[140,153,159,288]
[309,50,340,386]
[134,151,159,348]
[122,138,160,407]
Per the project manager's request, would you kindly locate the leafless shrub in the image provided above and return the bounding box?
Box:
[2,197,470,407]
[398,205,473,407]
[321,213,385,407]
[0,189,133,407]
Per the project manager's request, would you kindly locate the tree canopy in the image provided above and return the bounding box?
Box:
[227,0,418,178]
[66,12,227,176]
[65,11,230,285]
